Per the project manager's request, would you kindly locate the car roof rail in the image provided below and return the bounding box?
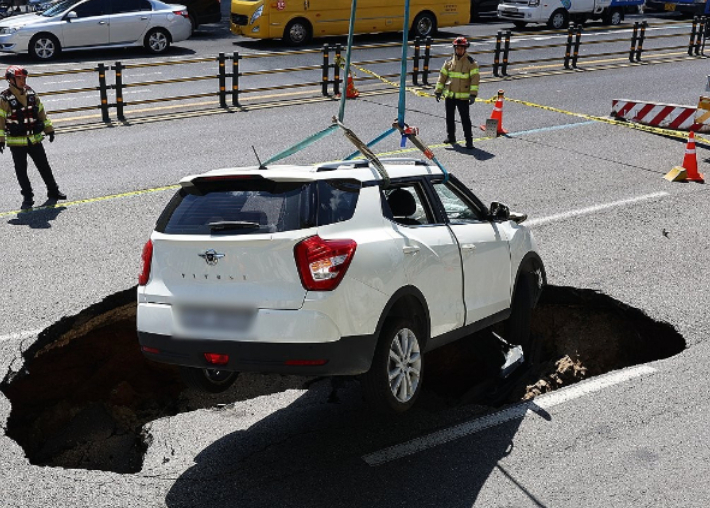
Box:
[316,157,432,172]
[316,160,370,171]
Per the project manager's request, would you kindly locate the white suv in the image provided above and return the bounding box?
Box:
[137,158,546,413]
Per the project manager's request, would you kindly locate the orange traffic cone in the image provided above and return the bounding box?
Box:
[480,89,508,136]
[682,131,704,183]
[346,74,359,99]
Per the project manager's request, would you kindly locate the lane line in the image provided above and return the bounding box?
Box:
[0,184,179,218]
[362,365,656,466]
[526,191,669,227]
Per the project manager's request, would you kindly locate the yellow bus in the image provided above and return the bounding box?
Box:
[230,0,470,46]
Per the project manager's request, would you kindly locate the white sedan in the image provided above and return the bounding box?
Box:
[0,0,192,60]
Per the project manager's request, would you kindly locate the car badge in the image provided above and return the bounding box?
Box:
[199,249,225,266]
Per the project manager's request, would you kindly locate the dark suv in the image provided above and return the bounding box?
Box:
[182,0,221,30]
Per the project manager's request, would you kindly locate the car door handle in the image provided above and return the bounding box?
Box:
[402,245,420,255]
[461,244,477,251]
[140,16,148,20]
[98,21,107,24]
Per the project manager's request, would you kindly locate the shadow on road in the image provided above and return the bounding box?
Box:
[7,201,66,228]
[164,381,542,508]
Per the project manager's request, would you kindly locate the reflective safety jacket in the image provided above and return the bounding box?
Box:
[435,52,480,100]
[0,84,53,146]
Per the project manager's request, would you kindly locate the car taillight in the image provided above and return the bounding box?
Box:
[173,9,189,18]
[294,236,357,291]
[138,239,153,286]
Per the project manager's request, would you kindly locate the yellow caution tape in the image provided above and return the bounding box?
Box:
[337,57,495,103]
[505,96,710,144]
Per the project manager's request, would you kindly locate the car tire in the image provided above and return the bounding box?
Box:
[412,11,437,38]
[513,21,527,29]
[547,9,569,30]
[144,28,171,54]
[504,273,534,355]
[283,18,311,46]
[361,317,424,413]
[29,33,60,60]
[603,8,623,25]
[179,366,239,393]
[189,13,198,34]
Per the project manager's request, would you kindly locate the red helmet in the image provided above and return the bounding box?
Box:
[452,36,469,48]
[5,65,28,81]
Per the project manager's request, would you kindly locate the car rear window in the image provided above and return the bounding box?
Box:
[156,178,360,235]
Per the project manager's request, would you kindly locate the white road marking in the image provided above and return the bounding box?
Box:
[41,79,85,85]
[526,191,669,227]
[363,365,656,466]
[0,329,42,343]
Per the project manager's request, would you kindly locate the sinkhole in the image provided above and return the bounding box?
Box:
[0,285,685,474]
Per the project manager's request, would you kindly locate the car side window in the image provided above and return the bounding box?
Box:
[111,0,151,13]
[433,182,485,223]
[72,0,110,17]
[383,183,433,226]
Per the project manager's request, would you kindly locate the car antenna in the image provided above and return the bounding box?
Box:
[252,146,267,169]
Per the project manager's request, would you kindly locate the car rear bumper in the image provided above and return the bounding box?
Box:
[138,331,378,375]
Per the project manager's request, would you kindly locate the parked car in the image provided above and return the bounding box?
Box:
[0,0,192,60]
[471,0,501,21]
[182,0,220,31]
[136,158,546,413]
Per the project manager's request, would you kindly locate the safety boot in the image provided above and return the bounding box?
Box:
[465,138,474,149]
[443,137,457,144]
[20,199,34,210]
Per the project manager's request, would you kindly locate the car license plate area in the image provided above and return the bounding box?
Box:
[178,306,256,333]
[664,2,675,10]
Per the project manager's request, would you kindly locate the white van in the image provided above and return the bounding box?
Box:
[497,0,614,30]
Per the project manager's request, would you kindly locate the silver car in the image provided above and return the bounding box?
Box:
[0,0,192,60]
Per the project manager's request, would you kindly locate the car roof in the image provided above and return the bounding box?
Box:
[179,158,447,185]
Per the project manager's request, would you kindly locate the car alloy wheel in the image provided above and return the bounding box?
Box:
[387,327,422,403]
[31,36,58,60]
[361,317,425,413]
[147,30,169,53]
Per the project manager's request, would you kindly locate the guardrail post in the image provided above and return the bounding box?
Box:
[413,37,421,86]
[218,52,227,108]
[334,44,342,96]
[423,36,432,86]
[502,30,511,76]
[630,22,639,61]
[572,24,582,68]
[322,44,330,96]
[635,20,647,61]
[702,16,708,55]
[232,51,241,107]
[96,63,110,123]
[564,23,574,69]
[114,61,125,122]
[493,31,502,77]
[689,17,698,56]
[696,16,705,55]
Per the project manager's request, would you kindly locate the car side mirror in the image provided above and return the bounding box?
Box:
[489,201,510,222]
[65,10,77,21]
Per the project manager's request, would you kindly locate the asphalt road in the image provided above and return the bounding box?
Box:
[0,12,697,120]
[0,16,709,508]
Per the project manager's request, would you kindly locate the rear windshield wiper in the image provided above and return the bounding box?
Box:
[208,221,261,231]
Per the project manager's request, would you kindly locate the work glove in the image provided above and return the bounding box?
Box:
[469,95,477,105]
[435,92,441,102]
[48,132,54,143]
[0,141,4,154]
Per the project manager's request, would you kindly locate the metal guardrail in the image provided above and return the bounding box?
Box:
[36,18,708,124]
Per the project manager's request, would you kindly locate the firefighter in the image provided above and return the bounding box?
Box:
[0,65,65,210]
[434,37,480,149]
